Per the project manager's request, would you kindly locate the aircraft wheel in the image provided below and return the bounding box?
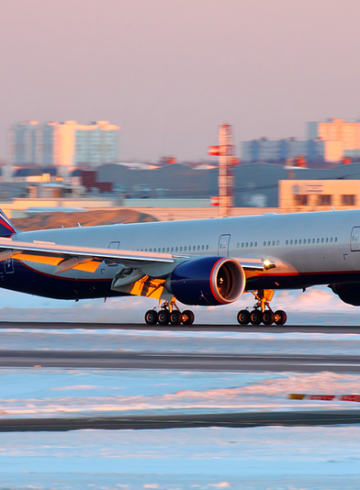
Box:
[182,310,195,325]
[145,310,157,325]
[274,310,287,325]
[250,309,262,325]
[157,310,169,325]
[262,310,275,325]
[237,309,250,325]
[169,310,182,325]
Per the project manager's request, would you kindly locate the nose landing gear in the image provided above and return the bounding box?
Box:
[237,289,287,326]
[145,300,195,326]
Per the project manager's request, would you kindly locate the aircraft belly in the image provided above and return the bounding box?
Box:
[0,260,125,300]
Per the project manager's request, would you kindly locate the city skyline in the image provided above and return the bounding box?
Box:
[1,0,360,162]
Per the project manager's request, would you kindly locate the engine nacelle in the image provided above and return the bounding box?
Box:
[330,283,360,306]
[167,256,246,306]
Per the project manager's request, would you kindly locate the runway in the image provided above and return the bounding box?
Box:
[0,321,360,334]
[1,410,360,432]
[1,350,360,372]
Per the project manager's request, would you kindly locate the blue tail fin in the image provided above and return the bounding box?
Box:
[0,209,17,237]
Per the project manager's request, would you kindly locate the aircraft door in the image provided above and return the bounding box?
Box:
[218,234,231,256]
[108,241,120,267]
[351,227,360,251]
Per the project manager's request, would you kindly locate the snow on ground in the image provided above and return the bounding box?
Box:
[1,285,360,324]
[0,426,360,489]
[2,328,360,356]
[1,287,360,488]
[1,369,360,418]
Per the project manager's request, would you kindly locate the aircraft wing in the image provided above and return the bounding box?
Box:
[0,237,272,275]
[0,237,175,273]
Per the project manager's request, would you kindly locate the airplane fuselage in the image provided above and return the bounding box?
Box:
[1,209,360,301]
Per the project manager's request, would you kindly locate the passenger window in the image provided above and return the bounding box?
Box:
[197,245,200,251]
[286,240,288,245]
[255,242,257,247]
[294,240,297,245]
[290,240,293,245]
[246,242,248,248]
[299,239,302,244]
[193,246,196,251]
[330,238,333,243]
[206,245,209,250]
[316,238,319,243]
[276,240,279,246]
[326,238,328,243]
[263,241,266,247]
[184,246,187,251]
[321,238,324,243]
[180,246,182,251]
[171,247,174,252]
[312,239,315,244]
[237,243,239,248]
[250,242,253,247]
[241,243,244,248]
[166,247,169,252]
[201,245,204,250]
[267,241,270,246]
[272,241,274,246]
[335,237,338,242]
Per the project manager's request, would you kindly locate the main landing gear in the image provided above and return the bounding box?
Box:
[237,289,287,326]
[145,300,195,326]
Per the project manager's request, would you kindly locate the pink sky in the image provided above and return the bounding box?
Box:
[1,0,360,162]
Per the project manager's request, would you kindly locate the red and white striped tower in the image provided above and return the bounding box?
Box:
[209,124,234,217]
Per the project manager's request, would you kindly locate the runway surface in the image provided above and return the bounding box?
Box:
[0,321,360,333]
[1,410,360,432]
[1,350,360,372]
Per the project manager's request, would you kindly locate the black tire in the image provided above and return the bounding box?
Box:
[262,310,275,325]
[237,309,250,325]
[250,309,262,325]
[145,310,157,325]
[157,310,169,325]
[274,310,287,325]
[169,310,182,325]
[182,310,195,325]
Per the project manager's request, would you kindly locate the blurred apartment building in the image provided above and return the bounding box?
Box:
[8,121,119,169]
[242,119,360,164]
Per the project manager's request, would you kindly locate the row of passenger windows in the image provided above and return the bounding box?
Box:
[236,242,258,248]
[135,245,210,253]
[285,237,338,245]
[134,237,339,253]
[236,238,338,248]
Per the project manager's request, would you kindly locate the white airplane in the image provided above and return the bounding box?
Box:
[0,208,359,326]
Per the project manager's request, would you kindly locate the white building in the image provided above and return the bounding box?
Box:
[8,121,119,169]
[74,121,118,166]
[8,121,39,165]
[307,119,360,162]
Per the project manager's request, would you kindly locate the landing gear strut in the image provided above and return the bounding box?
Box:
[237,289,287,326]
[145,300,195,326]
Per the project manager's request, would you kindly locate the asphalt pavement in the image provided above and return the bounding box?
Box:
[1,410,360,432]
[1,350,360,372]
[0,322,360,333]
